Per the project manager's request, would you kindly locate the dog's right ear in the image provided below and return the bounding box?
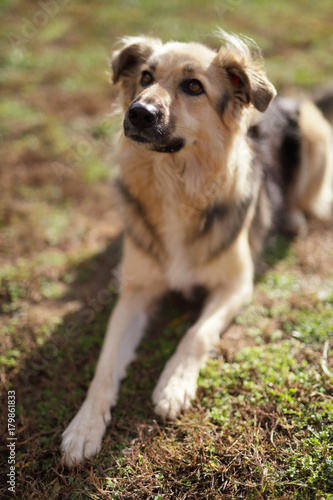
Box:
[112,36,161,84]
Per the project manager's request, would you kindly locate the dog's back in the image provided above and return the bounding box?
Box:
[250,96,333,239]
[314,84,333,126]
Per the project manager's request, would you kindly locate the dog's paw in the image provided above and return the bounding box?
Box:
[61,401,111,467]
[152,360,199,419]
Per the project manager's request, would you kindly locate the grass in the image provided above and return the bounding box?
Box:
[1,0,333,498]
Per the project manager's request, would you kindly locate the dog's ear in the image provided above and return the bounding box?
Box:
[112,36,161,84]
[225,63,276,113]
[215,31,276,113]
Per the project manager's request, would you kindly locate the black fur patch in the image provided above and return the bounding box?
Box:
[188,180,256,262]
[206,197,253,258]
[115,180,166,262]
[248,96,302,233]
[202,197,251,238]
[131,84,137,101]
[250,97,301,189]
[218,93,231,115]
[278,104,301,186]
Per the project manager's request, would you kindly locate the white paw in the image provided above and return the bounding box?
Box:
[152,358,199,419]
[61,400,111,467]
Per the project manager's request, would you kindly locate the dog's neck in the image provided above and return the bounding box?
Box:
[118,116,253,211]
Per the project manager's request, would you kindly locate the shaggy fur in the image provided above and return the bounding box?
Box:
[61,32,333,466]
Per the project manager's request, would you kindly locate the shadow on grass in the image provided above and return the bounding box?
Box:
[0,235,205,499]
[254,232,294,283]
[263,233,293,267]
[0,230,298,498]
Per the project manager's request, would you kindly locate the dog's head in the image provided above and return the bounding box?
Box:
[111,32,276,154]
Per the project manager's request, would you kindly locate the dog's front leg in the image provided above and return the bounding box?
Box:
[152,279,253,419]
[61,285,163,466]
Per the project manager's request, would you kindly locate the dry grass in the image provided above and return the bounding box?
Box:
[1,0,333,498]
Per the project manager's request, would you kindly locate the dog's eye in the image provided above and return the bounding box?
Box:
[141,71,154,87]
[182,79,205,96]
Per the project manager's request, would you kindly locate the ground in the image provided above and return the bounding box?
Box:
[0,0,333,499]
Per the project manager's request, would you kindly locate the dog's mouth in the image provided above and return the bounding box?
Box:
[123,102,185,154]
[126,132,185,153]
[152,138,185,153]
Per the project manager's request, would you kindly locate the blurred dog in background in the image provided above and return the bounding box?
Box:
[61,31,333,466]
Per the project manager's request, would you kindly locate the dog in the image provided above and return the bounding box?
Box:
[61,31,333,466]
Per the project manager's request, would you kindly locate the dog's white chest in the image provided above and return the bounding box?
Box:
[165,250,194,292]
[161,212,196,292]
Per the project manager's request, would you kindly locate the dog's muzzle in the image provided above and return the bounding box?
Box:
[124,101,185,153]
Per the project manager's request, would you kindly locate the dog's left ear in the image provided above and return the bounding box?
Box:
[226,62,276,113]
[214,32,276,113]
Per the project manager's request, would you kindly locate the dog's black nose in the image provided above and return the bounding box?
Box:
[128,103,158,129]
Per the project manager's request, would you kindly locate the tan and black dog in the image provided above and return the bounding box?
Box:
[61,31,333,465]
